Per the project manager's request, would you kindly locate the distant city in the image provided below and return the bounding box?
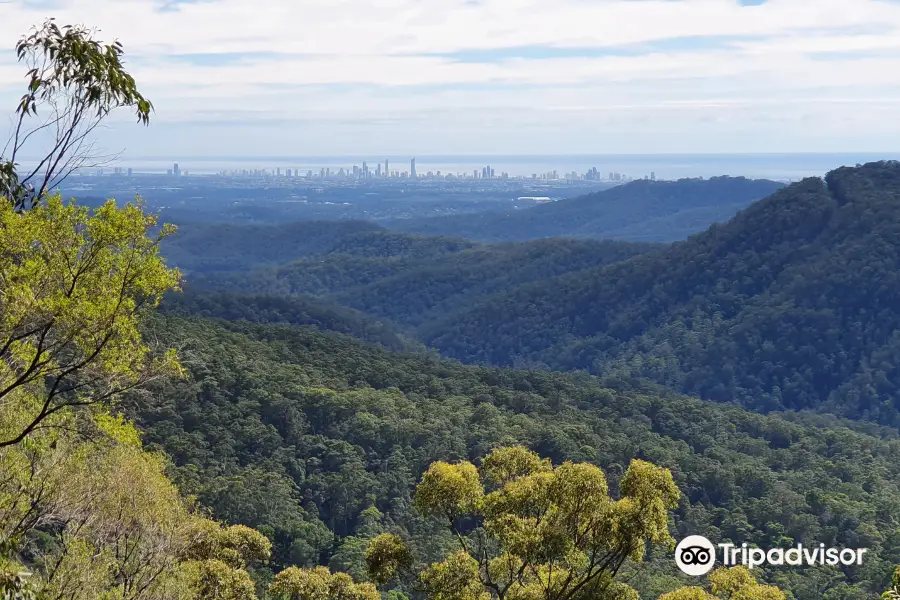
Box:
[24,153,900,184]
[94,158,654,184]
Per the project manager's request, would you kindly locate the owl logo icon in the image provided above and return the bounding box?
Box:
[675,536,716,576]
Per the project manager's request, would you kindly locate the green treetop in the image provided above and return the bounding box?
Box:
[364,445,681,600]
[660,566,785,600]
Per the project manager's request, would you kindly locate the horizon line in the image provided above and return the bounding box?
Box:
[64,151,900,161]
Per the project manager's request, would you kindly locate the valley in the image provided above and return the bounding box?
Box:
[140,160,900,598]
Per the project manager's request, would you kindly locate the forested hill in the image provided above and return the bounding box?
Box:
[387,176,784,243]
[134,314,900,600]
[160,291,418,352]
[417,161,900,424]
[185,237,659,327]
[161,219,476,273]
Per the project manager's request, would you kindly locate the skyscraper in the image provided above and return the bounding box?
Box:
[385,159,389,177]
[173,163,180,176]
[410,158,416,179]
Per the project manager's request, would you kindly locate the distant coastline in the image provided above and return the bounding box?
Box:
[15,152,900,181]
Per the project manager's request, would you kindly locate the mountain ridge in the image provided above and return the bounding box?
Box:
[417,161,900,423]
[388,176,785,243]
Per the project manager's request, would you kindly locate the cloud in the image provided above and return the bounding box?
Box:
[0,0,899,155]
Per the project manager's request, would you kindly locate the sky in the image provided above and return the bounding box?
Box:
[1,0,900,158]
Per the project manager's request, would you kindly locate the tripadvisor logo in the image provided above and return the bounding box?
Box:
[675,536,868,576]
[675,536,717,576]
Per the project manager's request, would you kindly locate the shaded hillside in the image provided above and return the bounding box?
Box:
[132,314,900,600]
[388,176,784,243]
[188,238,660,326]
[161,220,475,273]
[160,291,417,351]
[417,161,900,424]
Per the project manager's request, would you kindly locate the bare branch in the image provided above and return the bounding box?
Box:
[2,19,153,209]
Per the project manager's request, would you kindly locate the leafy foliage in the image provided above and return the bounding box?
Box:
[131,315,900,599]
[366,446,680,600]
[660,567,785,600]
[0,194,182,448]
[0,192,269,599]
[2,19,152,210]
[268,566,379,600]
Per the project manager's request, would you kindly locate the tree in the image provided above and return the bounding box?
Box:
[1,19,152,211]
[659,567,785,600]
[883,566,900,599]
[364,445,681,600]
[0,413,270,600]
[0,194,182,449]
[269,566,380,600]
[0,193,229,599]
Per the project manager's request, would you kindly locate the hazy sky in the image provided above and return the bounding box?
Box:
[1,0,900,158]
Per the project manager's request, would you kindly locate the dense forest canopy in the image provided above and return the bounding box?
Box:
[9,166,900,599]
[410,162,900,424]
[175,162,900,426]
[177,237,657,328]
[130,314,900,600]
[161,221,476,274]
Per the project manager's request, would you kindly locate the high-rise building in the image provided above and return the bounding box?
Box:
[173,163,179,176]
[276,167,281,176]
[127,167,132,176]
[651,171,656,181]
[385,160,389,177]
[410,157,416,179]
[286,168,292,177]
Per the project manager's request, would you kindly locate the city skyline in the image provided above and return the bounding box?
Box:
[3,0,900,157]
[32,151,893,182]
[85,159,645,183]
